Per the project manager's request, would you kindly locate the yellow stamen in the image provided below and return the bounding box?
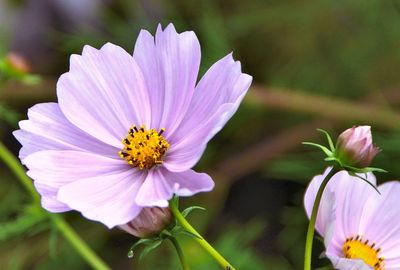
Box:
[343,236,384,270]
[119,125,169,170]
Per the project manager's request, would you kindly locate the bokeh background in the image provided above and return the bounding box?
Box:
[1,0,400,269]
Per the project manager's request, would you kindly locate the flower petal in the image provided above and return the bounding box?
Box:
[58,169,146,228]
[326,253,373,270]
[164,53,252,172]
[163,103,236,172]
[361,181,400,264]
[332,172,377,242]
[24,150,128,187]
[13,103,118,161]
[135,167,214,207]
[304,167,337,238]
[23,150,129,215]
[34,182,71,213]
[133,24,200,133]
[57,43,150,148]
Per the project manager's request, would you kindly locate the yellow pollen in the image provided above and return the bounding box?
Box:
[343,236,384,270]
[119,125,169,170]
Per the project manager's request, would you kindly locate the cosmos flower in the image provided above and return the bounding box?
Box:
[305,168,400,270]
[119,207,172,238]
[13,24,252,228]
[336,126,380,168]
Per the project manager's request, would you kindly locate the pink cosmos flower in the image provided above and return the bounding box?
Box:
[120,207,172,238]
[305,168,400,270]
[336,126,380,168]
[13,24,252,228]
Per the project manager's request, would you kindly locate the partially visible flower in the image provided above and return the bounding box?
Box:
[304,168,400,270]
[13,23,252,228]
[120,207,172,238]
[0,51,40,85]
[336,126,379,168]
[5,52,31,73]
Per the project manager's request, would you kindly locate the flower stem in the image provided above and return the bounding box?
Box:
[50,215,110,270]
[169,236,190,270]
[169,200,235,270]
[0,141,40,203]
[304,167,337,270]
[0,141,110,270]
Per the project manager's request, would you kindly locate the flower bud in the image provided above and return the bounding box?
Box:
[5,52,31,73]
[119,207,172,238]
[335,126,380,167]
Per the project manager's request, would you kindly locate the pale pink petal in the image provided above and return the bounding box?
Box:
[58,169,146,228]
[57,43,150,148]
[34,182,71,213]
[24,150,128,188]
[163,103,236,172]
[304,167,337,237]
[332,172,377,242]
[361,182,400,264]
[164,54,252,172]
[13,103,118,161]
[135,167,214,207]
[326,253,373,270]
[23,150,128,215]
[133,24,200,133]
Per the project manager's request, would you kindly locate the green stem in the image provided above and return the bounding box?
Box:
[0,141,110,270]
[169,200,235,270]
[50,215,110,270]
[304,167,337,270]
[169,236,190,270]
[0,141,40,203]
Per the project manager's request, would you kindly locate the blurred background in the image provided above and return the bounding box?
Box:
[1,0,400,269]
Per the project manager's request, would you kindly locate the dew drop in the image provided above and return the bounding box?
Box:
[127,250,134,259]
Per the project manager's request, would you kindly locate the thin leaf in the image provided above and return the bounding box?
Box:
[160,229,172,238]
[180,230,203,240]
[181,206,206,218]
[344,165,387,174]
[128,238,154,256]
[0,209,47,241]
[0,103,21,127]
[349,172,381,195]
[49,227,59,258]
[317,128,335,152]
[364,167,388,173]
[139,239,163,261]
[302,142,333,156]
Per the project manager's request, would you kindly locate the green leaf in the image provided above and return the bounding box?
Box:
[48,227,59,258]
[343,165,387,174]
[0,102,21,127]
[20,74,41,85]
[139,239,163,261]
[302,142,333,157]
[180,229,203,240]
[160,229,172,238]
[364,167,388,173]
[127,238,154,257]
[348,172,381,195]
[317,128,335,152]
[181,206,206,218]
[0,207,48,241]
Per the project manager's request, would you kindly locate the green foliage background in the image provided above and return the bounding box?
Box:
[1,0,400,269]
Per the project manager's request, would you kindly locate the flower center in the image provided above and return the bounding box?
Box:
[343,236,384,270]
[119,125,169,170]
